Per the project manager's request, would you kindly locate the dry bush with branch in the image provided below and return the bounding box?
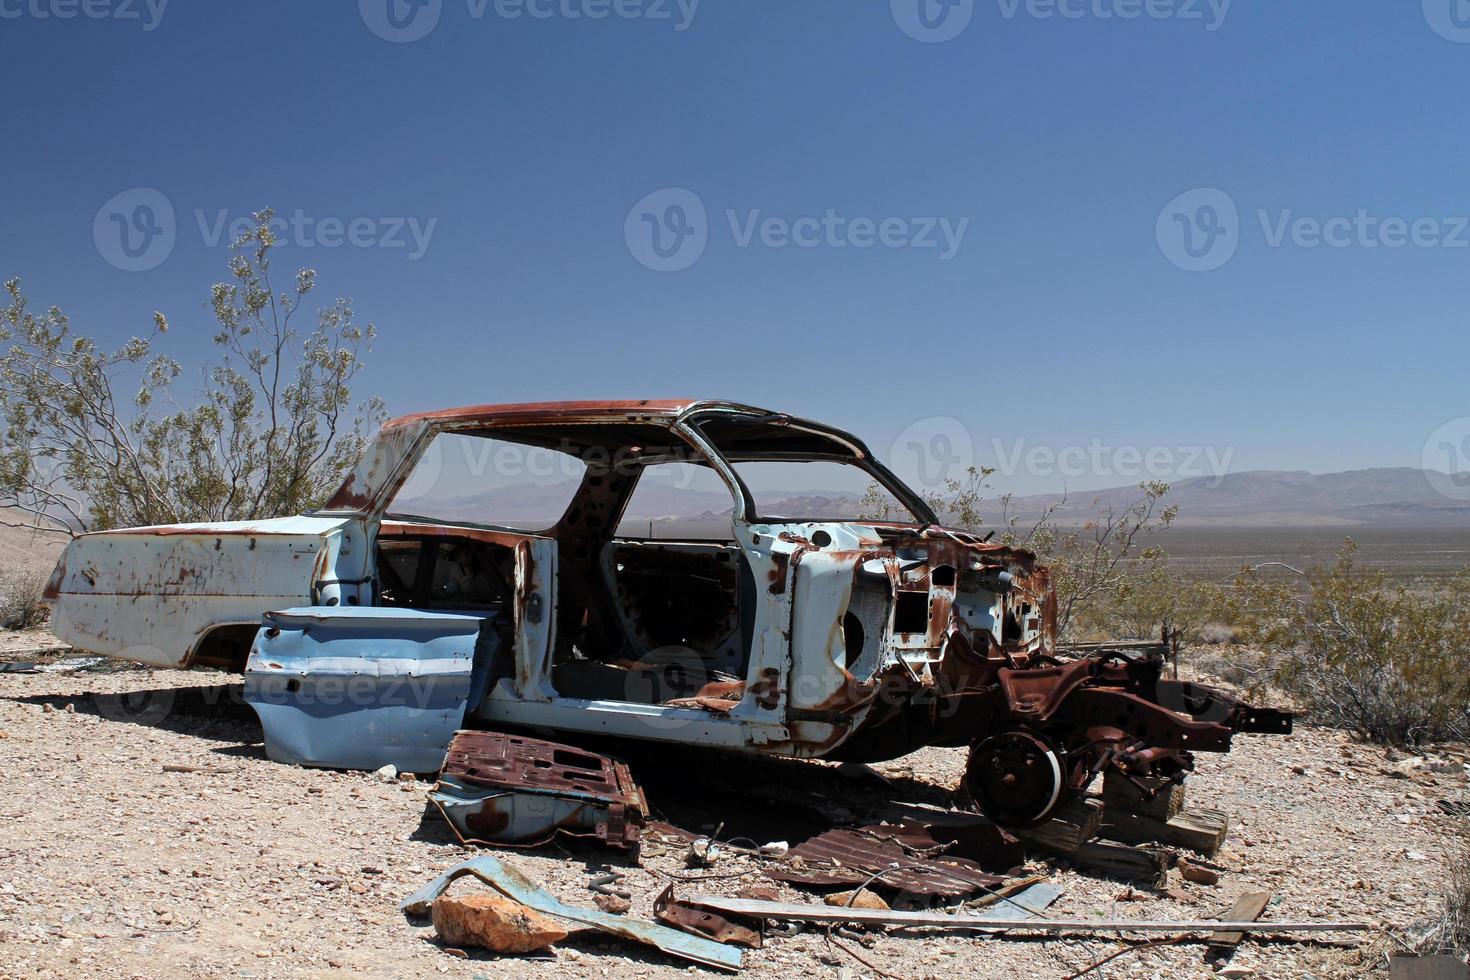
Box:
[1229,541,1470,745]
[999,481,1179,640]
[0,209,385,535]
[0,565,51,630]
[864,473,1180,642]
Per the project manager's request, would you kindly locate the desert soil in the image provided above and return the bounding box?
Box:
[0,635,1465,980]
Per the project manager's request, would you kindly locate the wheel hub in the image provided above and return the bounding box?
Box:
[964,729,1066,827]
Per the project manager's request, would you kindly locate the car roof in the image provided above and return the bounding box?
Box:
[382,399,773,430]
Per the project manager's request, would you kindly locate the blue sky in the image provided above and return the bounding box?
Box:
[2,0,1468,497]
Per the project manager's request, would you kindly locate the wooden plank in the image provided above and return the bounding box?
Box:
[1069,840,1172,888]
[1016,797,1104,852]
[680,894,1371,934]
[1101,806,1230,856]
[1206,891,1273,962]
[1100,772,1187,820]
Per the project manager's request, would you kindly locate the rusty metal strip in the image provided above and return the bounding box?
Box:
[654,884,763,949]
[765,824,1009,899]
[400,856,743,971]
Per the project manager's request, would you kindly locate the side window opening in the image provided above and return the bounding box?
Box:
[388,432,588,533]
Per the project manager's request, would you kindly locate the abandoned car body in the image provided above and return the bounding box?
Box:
[42,400,1291,825]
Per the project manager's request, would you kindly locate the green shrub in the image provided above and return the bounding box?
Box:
[1229,541,1470,745]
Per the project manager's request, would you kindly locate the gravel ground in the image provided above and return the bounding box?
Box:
[0,634,1465,980]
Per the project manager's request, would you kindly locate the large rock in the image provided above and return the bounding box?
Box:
[431,892,568,953]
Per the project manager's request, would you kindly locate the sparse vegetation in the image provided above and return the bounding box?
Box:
[1229,541,1470,746]
[886,475,1181,641]
[0,209,385,535]
[1411,822,1470,961]
[0,565,50,630]
[1445,825,1470,959]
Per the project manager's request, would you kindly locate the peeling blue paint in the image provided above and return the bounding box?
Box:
[243,606,500,773]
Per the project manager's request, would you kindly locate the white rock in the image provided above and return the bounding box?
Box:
[372,765,397,784]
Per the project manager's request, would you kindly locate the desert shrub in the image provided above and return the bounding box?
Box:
[0,209,385,534]
[0,565,50,630]
[1199,622,1238,645]
[1446,826,1470,958]
[1413,821,1470,960]
[1229,541,1470,745]
[863,477,1181,642]
[1083,560,1227,647]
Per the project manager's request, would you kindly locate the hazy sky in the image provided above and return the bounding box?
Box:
[3,0,1467,498]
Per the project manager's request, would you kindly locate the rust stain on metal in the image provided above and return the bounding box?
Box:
[765,823,1013,899]
[432,731,648,851]
[654,884,764,949]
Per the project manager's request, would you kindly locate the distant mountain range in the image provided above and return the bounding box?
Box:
[398,467,1470,529]
[992,468,1470,527]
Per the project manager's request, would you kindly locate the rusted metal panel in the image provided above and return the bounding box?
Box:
[45,515,359,668]
[654,884,764,948]
[765,823,1013,899]
[399,856,743,971]
[428,731,647,850]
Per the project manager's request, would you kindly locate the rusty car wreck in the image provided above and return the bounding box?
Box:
[41,399,1290,827]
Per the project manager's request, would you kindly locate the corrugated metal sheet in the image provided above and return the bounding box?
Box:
[765,819,1020,899]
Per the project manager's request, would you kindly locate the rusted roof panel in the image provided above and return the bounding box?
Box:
[765,819,1020,899]
[382,399,705,431]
